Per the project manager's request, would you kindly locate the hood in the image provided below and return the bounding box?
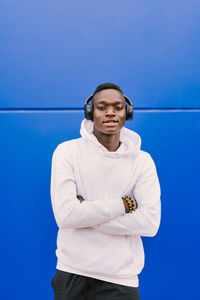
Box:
[80,119,141,158]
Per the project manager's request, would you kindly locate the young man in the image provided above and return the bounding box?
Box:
[50,83,161,300]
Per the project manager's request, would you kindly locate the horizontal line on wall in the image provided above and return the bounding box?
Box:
[0,107,200,113]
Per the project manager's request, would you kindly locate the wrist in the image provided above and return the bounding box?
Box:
[122,195,138,213]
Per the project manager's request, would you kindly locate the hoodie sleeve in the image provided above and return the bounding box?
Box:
[50,144,125,229]
[94,154,161,236]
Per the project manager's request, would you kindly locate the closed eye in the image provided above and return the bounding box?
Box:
[115,106,124,110]
[97,106,106,110]
[96,104,124,110]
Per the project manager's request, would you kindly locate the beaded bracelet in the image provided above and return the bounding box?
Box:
[122,195,138,213]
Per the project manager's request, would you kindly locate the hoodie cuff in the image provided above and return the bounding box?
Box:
[108,198,126,219]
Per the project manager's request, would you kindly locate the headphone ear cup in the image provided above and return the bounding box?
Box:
[126,104,133,121]
[84,103,93,120]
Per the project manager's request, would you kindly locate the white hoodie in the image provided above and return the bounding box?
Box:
[50,119,161,287]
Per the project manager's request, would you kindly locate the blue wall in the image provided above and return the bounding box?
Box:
[0,1,200,299]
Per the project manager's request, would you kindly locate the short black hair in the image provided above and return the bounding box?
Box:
[93,83,123,96]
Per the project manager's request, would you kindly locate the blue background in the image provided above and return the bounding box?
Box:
[0,1,200,299]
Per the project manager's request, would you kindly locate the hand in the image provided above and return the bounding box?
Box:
[122,199,130,213]
[122,195,138,213]
[77,195,84,203]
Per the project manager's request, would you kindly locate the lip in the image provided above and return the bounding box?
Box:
[103,121,119,127]
[103,120,119,123]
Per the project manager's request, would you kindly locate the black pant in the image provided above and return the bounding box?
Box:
[51,270,140,300]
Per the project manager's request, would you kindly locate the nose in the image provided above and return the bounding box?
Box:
[105,106,115,116]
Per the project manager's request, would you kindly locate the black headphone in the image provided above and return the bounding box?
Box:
[84,94,134,121]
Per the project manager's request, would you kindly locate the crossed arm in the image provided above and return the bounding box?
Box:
[77,195,133,214]
[77,159,161,237]
[51,145,161,237]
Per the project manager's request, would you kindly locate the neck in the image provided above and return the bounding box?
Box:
[93,129,121,152]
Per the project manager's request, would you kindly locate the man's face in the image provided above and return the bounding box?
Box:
[92,89,126,135]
